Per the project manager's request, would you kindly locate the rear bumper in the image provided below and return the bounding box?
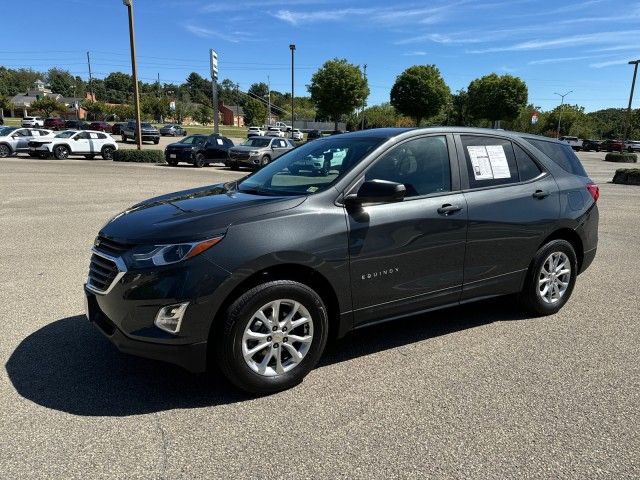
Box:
[85,288,208,373]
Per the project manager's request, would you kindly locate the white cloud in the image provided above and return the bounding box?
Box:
[469,31,640,53]
[402,51,428,56]
[183,24,252,43]
[272,8,374,25]
[590,58,637,68]
[528,54,609,65]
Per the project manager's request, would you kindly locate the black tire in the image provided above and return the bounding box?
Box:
[84,154,95,159]
[0,144,11,158]
[53,145,70,160]
[154,138,160,145]
[216,280,329,394]
[194,153,206,168]
[122,135,128,143]
[101,146,115,160]
[229,161,240,170]
[260,155,271,167]
[518,239,578,316]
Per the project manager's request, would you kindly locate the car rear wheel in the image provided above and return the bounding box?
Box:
[101,146,115,160]
[53,145,70,160]
[216,280,329,394]
[0,144,11,158]
[122,135,128,143]
[154,138,160,145]
[194,153,206,168]
[519,239,577,316]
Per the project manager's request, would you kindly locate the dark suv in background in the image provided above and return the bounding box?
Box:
[165,134,234,167]
[44,118,65,130]
[85,127,598,394]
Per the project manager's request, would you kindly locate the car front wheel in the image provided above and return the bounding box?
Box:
[216,280,329,394]
[53,145,70,160]
[519,239,578,316]
[0,144,11,158]
[194,153,206,168]
[101,146,115,160]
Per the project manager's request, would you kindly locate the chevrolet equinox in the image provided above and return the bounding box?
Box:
[85,128,599,394]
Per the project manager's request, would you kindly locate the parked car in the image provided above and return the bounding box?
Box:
[558,136,582,151]
[625,140,640,152]
[601,139,624,152]
[121,121,160,144]
[44,118,65,131]
[265,126,285,137]
[290,129,303,141]
[28,129,118,160]
[307,129,323,141]
[85,127,599,394]
[64,120,89,130]
[0,127,54,157]
[111,123,125,136]
[89,121,112,133]
[247,126,265,137]
[22,116,44,127]
[227,137,295,169]
[160,124,187,136]
[288,147,347,175]
[165,134,234,167]
[581,139,601,152]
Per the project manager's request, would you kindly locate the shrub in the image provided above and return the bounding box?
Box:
[112,149,165,163]
[604,152,637,163]
[612,168,640,185]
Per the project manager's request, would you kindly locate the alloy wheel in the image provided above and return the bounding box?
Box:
[242,299,314,376]
[0,144,10,157]
[537,252,571,304]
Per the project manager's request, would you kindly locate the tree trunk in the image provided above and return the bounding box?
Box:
[415,116,422,127]
[334,119,338,132]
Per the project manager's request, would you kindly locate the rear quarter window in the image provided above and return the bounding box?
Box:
[524,138,588,177]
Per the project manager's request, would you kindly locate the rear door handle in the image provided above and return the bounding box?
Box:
[437,204,463,215]
[533,190,550,199]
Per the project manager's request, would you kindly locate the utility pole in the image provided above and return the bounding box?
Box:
[86,51,94,100]
[235,83,240,128]
[361,64,367,130]
[267,75,271,126]
[122,0,142,150]
[554,90,572,139]
[622,60,640,153]
[210,49,219,134]
[289,44,295,131]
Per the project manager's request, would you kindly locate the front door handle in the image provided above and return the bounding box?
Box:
[533,190,550,199]
[437,204,462,215]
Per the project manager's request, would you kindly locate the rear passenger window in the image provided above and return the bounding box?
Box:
[524,138,588,177]
[97,133,107,139]
[461,136,518,189]
[514,144,542,181]
[366,136,451,198]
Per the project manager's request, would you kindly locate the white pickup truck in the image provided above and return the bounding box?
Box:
[558,136,583,151]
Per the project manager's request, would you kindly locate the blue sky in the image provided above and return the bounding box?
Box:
[2,0,638,112]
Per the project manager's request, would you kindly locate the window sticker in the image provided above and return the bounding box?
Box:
[467,145,511,180]
[90,133,99,139]
[307,186,319,193]
[216,138,223,145]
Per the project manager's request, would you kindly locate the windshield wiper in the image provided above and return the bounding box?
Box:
[238,186,274,196]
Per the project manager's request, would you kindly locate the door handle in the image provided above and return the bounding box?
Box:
[532,190,550,199]
[437,204,462,215]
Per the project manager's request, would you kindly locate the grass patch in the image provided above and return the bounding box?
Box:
[113,149,165,163]
[613,168,640,185]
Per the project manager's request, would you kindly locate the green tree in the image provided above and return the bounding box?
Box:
[0,95,13,116]
[541,104,594,138]
[46,68,76,97]
[248,82,269,101]
[141,95,168,122]
[390,65,450,126]
[194,104,213,125]
[243,97,267,125]
[81,100,108,120]
[466,73,528,127]
[308,59,369,130]
[31,96,67,117]
[185,72,211,105]
[109,103,134,121]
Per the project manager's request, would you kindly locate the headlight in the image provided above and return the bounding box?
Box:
[250,150,260,155]
[125,236,224,268]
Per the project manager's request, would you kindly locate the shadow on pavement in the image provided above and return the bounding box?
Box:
[6,298,528,417]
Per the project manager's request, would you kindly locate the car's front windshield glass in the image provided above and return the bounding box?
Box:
[178,135,201,144]
[242,138,271,147]
[141,123,153,129]
[237,136,384,196]
[0,127,14,136]
[55,130,76,138]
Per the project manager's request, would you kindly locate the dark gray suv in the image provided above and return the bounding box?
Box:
[85,128,598,394]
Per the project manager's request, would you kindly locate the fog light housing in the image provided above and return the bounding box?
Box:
[154,302,189,334]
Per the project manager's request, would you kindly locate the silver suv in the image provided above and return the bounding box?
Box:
[227,137,295,169]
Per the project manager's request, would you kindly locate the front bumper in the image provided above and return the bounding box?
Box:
[165,149,194,162]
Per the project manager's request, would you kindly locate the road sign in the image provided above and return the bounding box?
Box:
[169,100,176,111]
[531,112,539,125]
[210,49,218,80]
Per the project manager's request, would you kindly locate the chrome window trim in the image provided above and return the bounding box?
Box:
[86,248,127,295]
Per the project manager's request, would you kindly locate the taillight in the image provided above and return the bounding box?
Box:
[586,182,599,202]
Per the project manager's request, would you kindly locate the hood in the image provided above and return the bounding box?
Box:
[99,183,305,244]
[166,142,194,149]
[230,145,264,152]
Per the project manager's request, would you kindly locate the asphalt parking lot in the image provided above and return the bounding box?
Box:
[1,152,638,479]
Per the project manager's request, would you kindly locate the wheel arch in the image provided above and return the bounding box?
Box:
[538,228,584,271]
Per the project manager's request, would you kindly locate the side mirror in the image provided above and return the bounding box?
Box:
[345,179,406,207]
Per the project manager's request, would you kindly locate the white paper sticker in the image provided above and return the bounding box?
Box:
[216,138,223,145]
[90,133,99,139]
[485,145,510,179]
[467,145,494,180]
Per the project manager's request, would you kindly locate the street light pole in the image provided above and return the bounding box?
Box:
[554,90,572,139]
[289,44,295,132]
[123,0,142,150]
[622,60,640,153]
[361,64,367,130]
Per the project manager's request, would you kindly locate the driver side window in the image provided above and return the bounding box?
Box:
[365,136,451,198]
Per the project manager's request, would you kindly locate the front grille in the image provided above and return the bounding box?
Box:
[88,254,119,293]
[95,236,130,256]
[230,151,250,160]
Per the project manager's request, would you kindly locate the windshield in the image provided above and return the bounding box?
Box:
[55,130,76,138]
[0,127,15,136]
[238,136,384,196]
[178,135,204,145]
[242,138,271,147]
